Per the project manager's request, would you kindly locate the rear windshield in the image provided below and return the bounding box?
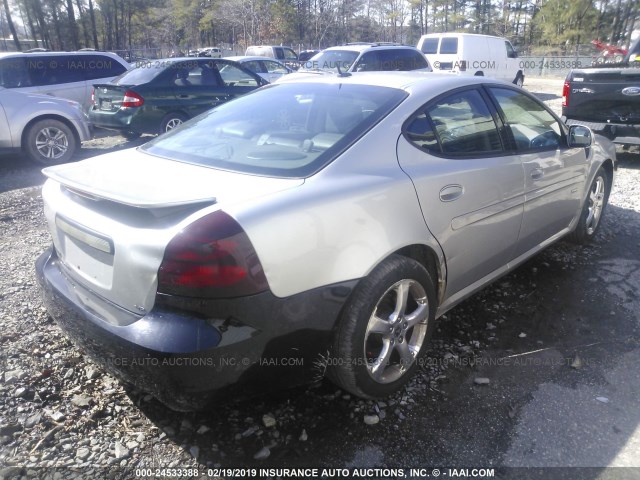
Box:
[113,62,170,84]
[300,50,359,72]
[141,83,407,178]
[421,38,439,54]
[440,38,459,54]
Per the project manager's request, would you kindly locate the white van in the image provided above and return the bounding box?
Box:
[417,33,523,86]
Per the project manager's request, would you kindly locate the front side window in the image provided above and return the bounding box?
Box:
[489,87,562,152]
[142,83,407,178]
[505,42,518,59]
[405,89,503,156]
[354,51,380,71]
[29,55,84,86]
[264,60,288,74]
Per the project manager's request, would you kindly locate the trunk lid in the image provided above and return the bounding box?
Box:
[42,149,303,321]
[92,83,131,112]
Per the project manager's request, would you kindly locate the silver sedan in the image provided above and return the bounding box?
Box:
[36,72,615,410]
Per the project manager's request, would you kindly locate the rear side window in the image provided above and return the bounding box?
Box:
[81,55,127,80]
[114,63,168,85]
[440,38,459,54]
[0,58,32,88]
[420,38,439,54]
[28,55,85,86]
[405,89,503,156]
[377,49,428,71]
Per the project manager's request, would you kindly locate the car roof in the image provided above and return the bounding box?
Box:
[323,44,421,53]
[225,56,286,63]
[0,50,124,60]
[275,70,512,94]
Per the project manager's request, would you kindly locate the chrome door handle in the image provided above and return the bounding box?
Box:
[439,184,464,202]
[530,168,544,180]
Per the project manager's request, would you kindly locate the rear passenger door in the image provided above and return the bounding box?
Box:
[397,87,525,298]
[168,60,231,117]
[486,86,588,254]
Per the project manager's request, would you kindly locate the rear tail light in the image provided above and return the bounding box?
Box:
[157,210,268,299]
[562,81,570,107]
[122,90,144,108]
[91,87,95,105]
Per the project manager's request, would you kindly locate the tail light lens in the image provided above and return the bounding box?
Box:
[157,211,268,299]
[562,81,570,107]
[122,90,144,108]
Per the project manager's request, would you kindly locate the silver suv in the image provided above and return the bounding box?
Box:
[0,51,129,111]
[299,42,432,73]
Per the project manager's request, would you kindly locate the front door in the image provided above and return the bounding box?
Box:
[397,87,525,298]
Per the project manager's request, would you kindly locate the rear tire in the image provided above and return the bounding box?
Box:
[160,113,187,134]
[122,131,141,140]
[569,166,609,244]
[328,255,437,399]
[24,119,77,166]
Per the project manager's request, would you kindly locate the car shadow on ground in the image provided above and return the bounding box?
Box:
[125,198,640,472]
[0,134,150,194]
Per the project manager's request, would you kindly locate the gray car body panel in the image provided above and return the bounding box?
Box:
[0,87,90,150]
[39,72,614,323]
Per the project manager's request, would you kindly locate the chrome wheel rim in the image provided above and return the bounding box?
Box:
[165,118,183,131]
[35,127,68,159]
[586,175,605,235]
[364,279,429,384]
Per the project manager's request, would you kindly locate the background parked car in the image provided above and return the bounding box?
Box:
[297,43,431,74]
[225,56,292,83]
[37,73,614,411]
[0,51,130,111]
[0,87,90,165]
[245,45,300,70]
[89,58,266,137]
[198,47,223,58]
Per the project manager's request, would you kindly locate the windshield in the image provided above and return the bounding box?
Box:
[300,50,359,72]
[142,82,407,178]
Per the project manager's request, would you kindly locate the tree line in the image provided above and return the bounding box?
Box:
[1,0,638,55]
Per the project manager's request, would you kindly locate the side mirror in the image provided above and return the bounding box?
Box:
[568,125,592,147]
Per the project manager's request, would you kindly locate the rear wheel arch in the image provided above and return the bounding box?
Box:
[393,244,446,303]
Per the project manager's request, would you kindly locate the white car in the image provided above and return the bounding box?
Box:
[225,56,292,83]
[0,87,90,165]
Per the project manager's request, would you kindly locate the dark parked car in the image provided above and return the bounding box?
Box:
[298,50,320,62]
[89,58,266,137]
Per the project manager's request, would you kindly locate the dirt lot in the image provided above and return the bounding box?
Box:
[1,77,639,479]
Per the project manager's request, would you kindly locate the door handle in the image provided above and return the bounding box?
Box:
[439,184,464,202]
[530,168,544,180]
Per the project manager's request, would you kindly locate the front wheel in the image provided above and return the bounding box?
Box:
[24,119,77,165]
[328,255,437,399]
[569,166,609,244]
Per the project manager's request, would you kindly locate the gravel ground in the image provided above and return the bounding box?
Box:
[0,77,639,479]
